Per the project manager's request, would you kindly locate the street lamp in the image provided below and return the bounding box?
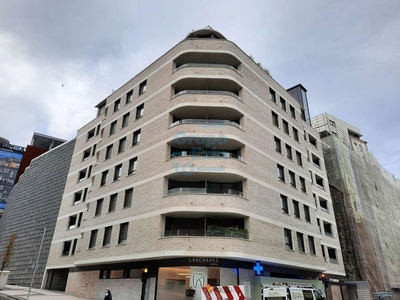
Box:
[27,227,46,299]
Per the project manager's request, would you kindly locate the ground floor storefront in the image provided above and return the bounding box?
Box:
[45,257,325,300]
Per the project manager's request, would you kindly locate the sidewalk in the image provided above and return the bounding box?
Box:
[0,285,89,300]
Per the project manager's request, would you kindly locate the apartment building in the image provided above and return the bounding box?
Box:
[46,27,344,300]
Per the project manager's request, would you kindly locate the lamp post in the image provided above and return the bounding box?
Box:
[27,227,46,299]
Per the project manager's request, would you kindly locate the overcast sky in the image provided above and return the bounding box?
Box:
[0,0,399,178]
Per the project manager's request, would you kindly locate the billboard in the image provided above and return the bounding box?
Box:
[0,148,24,203]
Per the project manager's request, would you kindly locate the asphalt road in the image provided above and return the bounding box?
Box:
[0,295,13,300]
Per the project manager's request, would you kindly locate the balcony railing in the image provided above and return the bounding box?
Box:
[164,227,248,239]
[173,90,240,100]
[171,119,241,129]
[166,187,243,197]
[170,150,244,162]
[175,63,239,73]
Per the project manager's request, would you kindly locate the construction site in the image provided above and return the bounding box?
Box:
[311,113,400,300]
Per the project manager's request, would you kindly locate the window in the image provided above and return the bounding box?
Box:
[139,80,147,95]
[126,89,133,104]
[312,154,321,168]
[317,218,322,233]
[293,200,300,218]
[319,197,329,212]
[277,164,285,181]
[128,157,137,174]
[309,134,317,148]
[132,129,141,145]
[136,104,144,119]
[281,194,289,214]
[97,102,106,117]
[118,222,129,244]
[308,236,316,255]
[272,111,279,127]
[102,226,112,247]
[73,191,83,205]
[78,169,87,182]
[77,212,83,227]
[296,151,303,167]
[109,193,117,212]
[290,105,296,119]
[300,177,306,193]
[114,99,121,112]
[280,97,286,111]
[95,198,103,217]
[105,145,113,160]
[62,241,71,256]
[92,144,97,156]
[114,164,122,181]
[87,165,92,177]
[110,121,117,136]
[123,188,133,208]
[100,170,108,186]
[323,221,333,236]
[315,175,324,189]
[118,137,126,154]
[71,239,77,255]
[87,128,95,141]
[289,171,296,187]
[283,120,290,135]
[274,137,282,153]
[297,232,305,252]
[83,148,91,160]
[269,88,276,103]
[304,205,311,222]
[89,229,98,249]
[284,228,293,249]
[328,247,338,263]
[286,144,293,160]
[68,215,77,230]
[321,245,326,260]
[293,128,299,142]
[122,113,130,128]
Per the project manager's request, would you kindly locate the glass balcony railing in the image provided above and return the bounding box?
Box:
[175,63,239,73]
[164,227,248,239]
[166,187,243,197]
[171,119,241,129]
[173,90,240,100]
[170,150,244,162]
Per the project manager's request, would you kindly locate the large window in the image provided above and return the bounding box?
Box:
[293,200,300,219]
[277,164,285,181]
[95,198,103,217]
[139,80,147,95]
[272,111,279,127]
[283,120,289,135]
[102,226,112,247]
[126,89,133,104]
[128,157,137,174]
[284,228,293,250]
[269,88,276,103]
[286,144,293,160]
[122,113,130,128]
[118,222,129,244]
[89,229,98,249]
[110,121,117,136]
[62,241,71,256]
[105,145,113,160]
[133,129,141,145]
[114,164,122,181]
[297,232,305,252]
[274,137,282,153]
[114,98,121,112]
[123,188,133,208]
[136,104,144,119]
[289,171,296,187]
[281,194,289,214]
[328,247,338,263]
[308,236,316,255]
[118,138,126,154]
[304,205,311,222]
[100,170,108,186]
[109,193,117,212]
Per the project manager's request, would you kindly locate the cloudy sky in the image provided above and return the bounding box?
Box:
[0,0,399,178]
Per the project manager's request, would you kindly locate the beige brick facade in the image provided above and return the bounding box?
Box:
[46,28,344,299]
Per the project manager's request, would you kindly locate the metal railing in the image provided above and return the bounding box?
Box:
[166,187,243,197]
[170,119,241,129]
[170,150,244,162]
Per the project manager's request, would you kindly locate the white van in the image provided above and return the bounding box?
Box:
[262,283,326,300]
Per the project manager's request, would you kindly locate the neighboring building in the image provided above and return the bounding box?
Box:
[0,139,75,288]
[311,113,400,300]
[46,27,344,300]
[0,137,25,217]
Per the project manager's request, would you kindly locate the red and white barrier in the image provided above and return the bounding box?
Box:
[201,285,245,300]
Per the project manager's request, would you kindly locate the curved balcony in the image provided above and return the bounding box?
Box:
[166,187,243,197]
[170,148,244,162]
[174,52,240,69]
[171,118,241,129]
[174,89,240,100]
[175,63,240,75]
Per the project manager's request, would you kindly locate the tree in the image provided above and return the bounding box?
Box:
[249,54,271,76]
[0,233,17,276]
